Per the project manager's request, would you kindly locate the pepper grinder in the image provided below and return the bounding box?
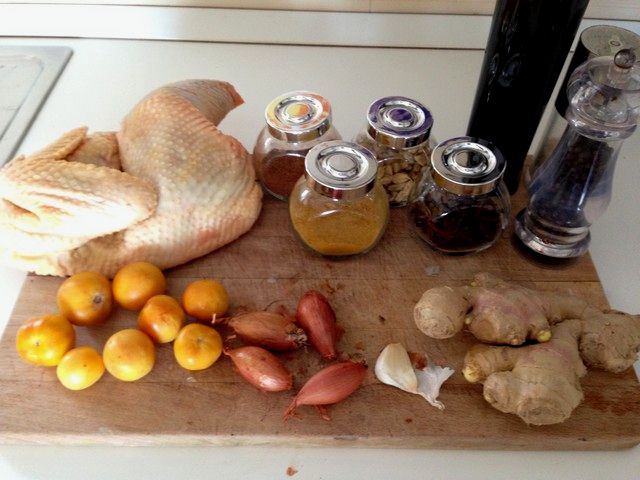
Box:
[515,49,640,258]
[526,25,640,185]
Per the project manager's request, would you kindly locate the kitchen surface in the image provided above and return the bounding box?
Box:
[0,4,639,479]
[0,46,71,165]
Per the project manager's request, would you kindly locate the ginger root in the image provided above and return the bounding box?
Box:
[463,320,587,425]
[414,273,589,345]
[459,291,640,424]
[416,274,640,425]
[579,309,640,373]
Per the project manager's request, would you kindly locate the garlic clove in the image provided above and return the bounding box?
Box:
[414,362,455,410]
[375,343,455,410]
[374,343,419,394]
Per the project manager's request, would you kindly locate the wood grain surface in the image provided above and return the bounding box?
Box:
[0,191,638,449]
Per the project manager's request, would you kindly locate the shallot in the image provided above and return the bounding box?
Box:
[225,346,293,392]
[284,361,367,419]
[296,291,338,360]
[228,311,306,351]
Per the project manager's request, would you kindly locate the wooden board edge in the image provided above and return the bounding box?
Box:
[0,433,637,450]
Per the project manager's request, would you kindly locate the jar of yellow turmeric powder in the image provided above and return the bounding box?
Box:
[289,141,389,257]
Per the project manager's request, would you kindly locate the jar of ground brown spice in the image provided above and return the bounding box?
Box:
[253,91,341,201]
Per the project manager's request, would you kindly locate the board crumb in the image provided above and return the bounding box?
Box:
[425,265,441,276]
[286,466,298,476]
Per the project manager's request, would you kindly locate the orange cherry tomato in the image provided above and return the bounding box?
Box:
[16,314,75,366]
[173,323,222,371]
[103,329,155,381]
[138,295,185,343]
[182,279,229,322]
[56,346,105,390]
[112,262,166,311]
[57,271,113,326]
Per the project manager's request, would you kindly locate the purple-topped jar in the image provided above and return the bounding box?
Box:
[354,96,436,206]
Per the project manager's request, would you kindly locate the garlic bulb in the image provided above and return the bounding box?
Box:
[375,343,454,410]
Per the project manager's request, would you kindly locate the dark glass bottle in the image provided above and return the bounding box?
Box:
[466,0,590,193]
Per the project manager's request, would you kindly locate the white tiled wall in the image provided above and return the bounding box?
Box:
[3,0,639,21]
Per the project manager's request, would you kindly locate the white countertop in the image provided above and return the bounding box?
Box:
[0,31,639,479]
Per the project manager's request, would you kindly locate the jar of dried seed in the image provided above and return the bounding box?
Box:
[253,91,342,201]
[354,96,435,207]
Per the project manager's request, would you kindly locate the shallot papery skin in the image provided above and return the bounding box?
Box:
[225,346,293,392]
[296,291,338,360]
[228,312,307,351]
[284,361,367,419]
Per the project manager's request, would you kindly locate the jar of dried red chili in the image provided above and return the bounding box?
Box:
[253,91,341,201]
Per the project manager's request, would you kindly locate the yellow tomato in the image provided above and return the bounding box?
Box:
[173,323,222,371]
[103,329,155,381]
[56,346,105,390]
[16,314,75,366]
[182,279,229,321]
[138,295,185,343]
[57,271,113,326]
[112,262,166,311]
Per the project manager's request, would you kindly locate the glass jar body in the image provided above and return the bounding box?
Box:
[516,125,623,257]
[253,125,341,201]
[289,178,389,257]
[354,129,436,207]
[516,51,640,258]
[408,169,510,254]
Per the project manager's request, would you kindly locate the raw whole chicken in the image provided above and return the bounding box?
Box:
[0,80,262,277]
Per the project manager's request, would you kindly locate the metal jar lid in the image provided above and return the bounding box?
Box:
[555,25,640,117]
[304,141,378,200]
[265,91,332,142]
[580,25,640,58]
[367,96,433,149]
[431,137,506,196]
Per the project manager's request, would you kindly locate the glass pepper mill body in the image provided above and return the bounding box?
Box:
[516,49,640,258]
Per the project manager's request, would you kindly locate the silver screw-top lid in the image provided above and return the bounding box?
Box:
[265,91,332,142]
[367,96,433,149]
[580,25,640,58]
[304,141,378,200]
[555,26,640,117]
[431,137,506,196]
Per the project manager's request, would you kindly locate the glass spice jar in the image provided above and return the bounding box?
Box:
[253,91,341,201]
[408,137,510,254]
[354,96,435,207]
[289,141,389,257]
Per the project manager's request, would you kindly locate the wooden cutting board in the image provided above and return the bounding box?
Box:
[1,191,639,450]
